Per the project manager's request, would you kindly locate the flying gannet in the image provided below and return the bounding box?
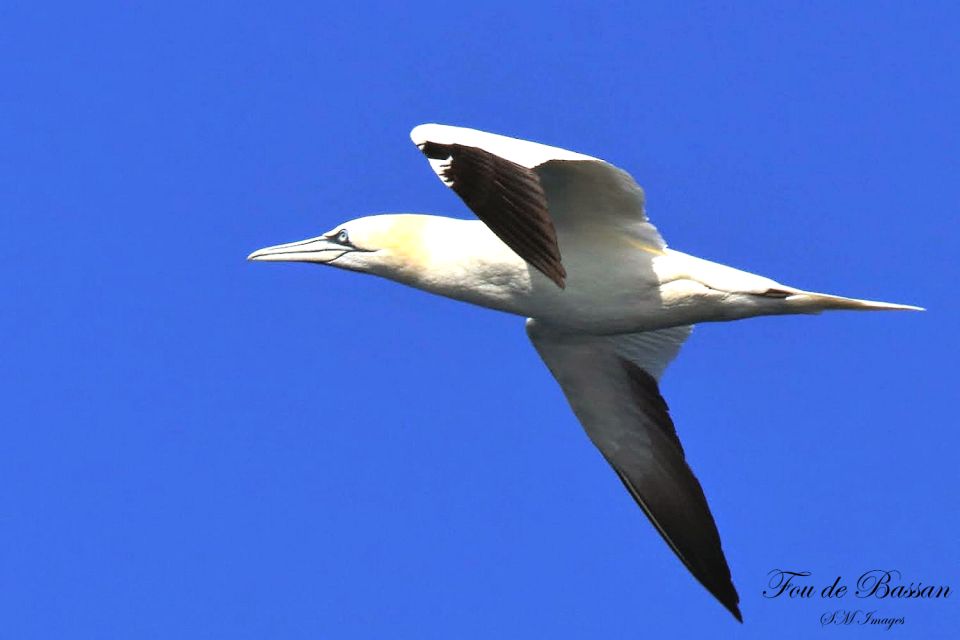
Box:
[248,124,921,622]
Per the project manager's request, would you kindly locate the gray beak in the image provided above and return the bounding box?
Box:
[247,235,348,264]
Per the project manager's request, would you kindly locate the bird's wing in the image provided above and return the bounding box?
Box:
[411,124,665,289]
[526,320,741,621]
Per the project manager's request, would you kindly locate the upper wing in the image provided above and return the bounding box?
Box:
[526,320,742,621]
[411,124,665,289]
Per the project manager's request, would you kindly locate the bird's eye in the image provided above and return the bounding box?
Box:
[336,229,350,244]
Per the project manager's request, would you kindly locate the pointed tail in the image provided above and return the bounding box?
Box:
[787,291,925,312]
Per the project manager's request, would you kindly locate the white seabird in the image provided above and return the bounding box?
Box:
[248,124,921,621]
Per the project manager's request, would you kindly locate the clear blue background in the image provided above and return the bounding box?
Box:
[2,2,957,637]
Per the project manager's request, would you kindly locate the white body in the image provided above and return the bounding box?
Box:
[375,215,799,334]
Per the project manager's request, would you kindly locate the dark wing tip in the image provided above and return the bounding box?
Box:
[614,360,742,622]
[543,262,566,289]
[416,140,567,289]
[613,468,742,622]
[418,140,450,160]
[731,605,744,623]
[712,578,743,622]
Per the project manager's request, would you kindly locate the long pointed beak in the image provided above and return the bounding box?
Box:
[247,235,348,264]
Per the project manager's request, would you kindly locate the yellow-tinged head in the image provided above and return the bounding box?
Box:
[247,214,434,280]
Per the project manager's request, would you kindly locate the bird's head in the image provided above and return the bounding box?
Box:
[247,214,432,281]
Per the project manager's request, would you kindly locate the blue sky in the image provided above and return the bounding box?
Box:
[2,2,957,638]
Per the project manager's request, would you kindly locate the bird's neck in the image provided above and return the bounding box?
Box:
[374,216,534,314]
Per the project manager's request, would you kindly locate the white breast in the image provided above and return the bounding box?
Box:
[402,218,673,332]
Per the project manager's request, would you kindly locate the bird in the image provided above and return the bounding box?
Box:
[248,124,921,622]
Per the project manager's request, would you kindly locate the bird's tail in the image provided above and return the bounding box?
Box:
[788,290,924,312]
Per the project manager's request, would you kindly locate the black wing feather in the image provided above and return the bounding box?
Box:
[418,141,567,288]
[613,359,742,622]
